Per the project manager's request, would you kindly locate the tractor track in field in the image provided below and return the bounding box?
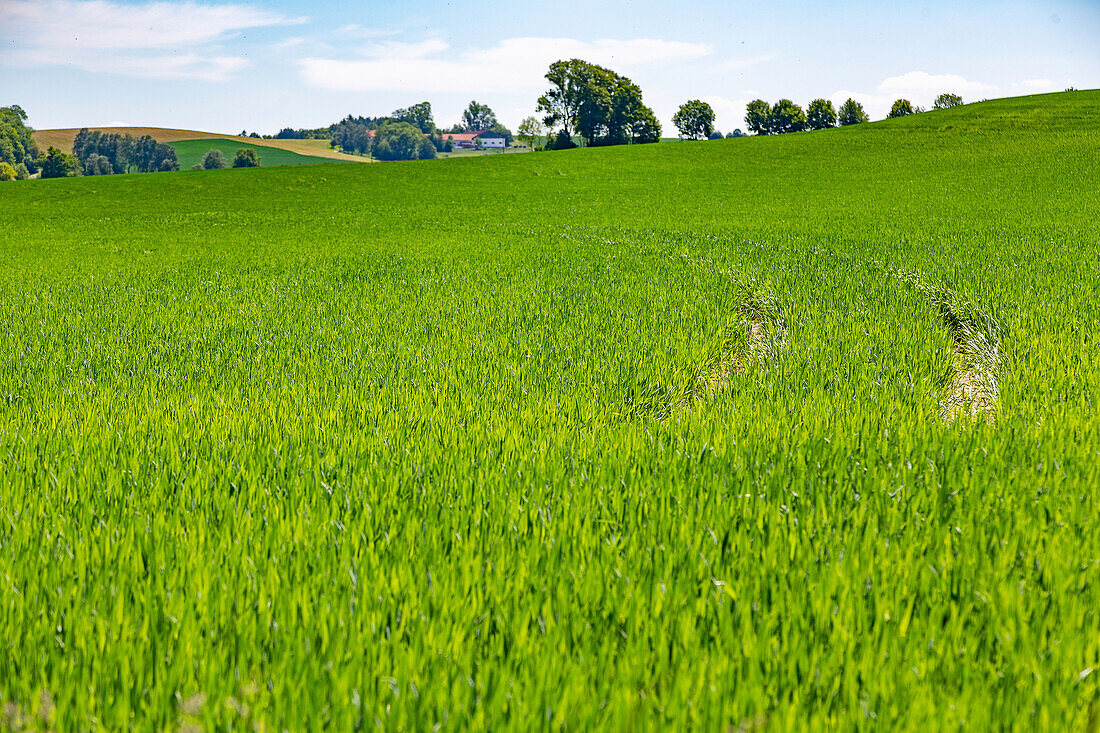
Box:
[893,269,1003,424]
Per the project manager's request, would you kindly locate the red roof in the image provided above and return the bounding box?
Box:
[441,131,485,143]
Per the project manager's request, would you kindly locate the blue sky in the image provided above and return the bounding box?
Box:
[2,0,1097,135]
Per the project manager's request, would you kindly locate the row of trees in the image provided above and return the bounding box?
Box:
[743,92,964,135]
[330,118,438,160]
[667,91,966,141]
[73,128,179,174]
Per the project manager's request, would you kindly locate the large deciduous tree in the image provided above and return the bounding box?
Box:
[536,59,660,146]
[461,101,498,131]
[806,99,837,130]
[391,102,434,134]
[744,99,772,135]
[838,98,869,126]
[672,100,716,140]
[0,105,39,171]
[769,99,806,134]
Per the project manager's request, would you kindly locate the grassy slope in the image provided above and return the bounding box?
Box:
[171,138,337,168]
[2,91,1099,730]
[32,126,367,163]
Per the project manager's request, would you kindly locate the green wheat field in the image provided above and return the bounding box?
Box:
[1,91,1097,730]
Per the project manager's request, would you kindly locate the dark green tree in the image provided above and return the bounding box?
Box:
[372,121,436,161]
[461,101,498,131]
[933,92,963,109]
[202,149,229,169]
[672,99,716,140]
[744,99,771,135]
[888,99,916,118]
[0,105,39,170]
[391,102,434,134]
[838,98,869,126]
[806,99,837,130]
[39,147,81,178]
[769,99,806,134]
[233,148,261,167]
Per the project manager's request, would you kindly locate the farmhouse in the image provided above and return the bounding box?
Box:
[442,130,506,149]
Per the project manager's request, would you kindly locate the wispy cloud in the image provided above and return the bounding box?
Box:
[0,0,306,80]
[300,36,713,94]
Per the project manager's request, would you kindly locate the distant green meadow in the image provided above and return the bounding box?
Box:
[169,137,337,168]
[1,91,1098,730]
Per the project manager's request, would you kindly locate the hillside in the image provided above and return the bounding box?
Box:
[31,126,367,163]
[170,138,337,168]
[2,91,1098,731]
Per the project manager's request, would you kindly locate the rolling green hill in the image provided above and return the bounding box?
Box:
[171,137,338,168]
[1,91,1098,730]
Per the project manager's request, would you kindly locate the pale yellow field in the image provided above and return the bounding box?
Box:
[32,127,369,163]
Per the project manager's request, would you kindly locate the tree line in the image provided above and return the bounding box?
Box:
[73,129,179,174]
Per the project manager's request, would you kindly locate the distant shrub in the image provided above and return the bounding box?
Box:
[0,161,15,181]
[233,149,260,168]
[933,93,963,109]
[888,99,917,118]
[202,149,229,170]
[545,130,577,150]
[838,98,869,126]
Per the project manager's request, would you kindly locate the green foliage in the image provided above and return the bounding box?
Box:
[0,104,38,169]
[537,59,661,146]
[673,99,716,140]
[517,116,543,148]
[934,92,963,109]
[768,99,806,134]
[38,146,81,178]
[202,148,229,169]
[0,90,1098,730]
[391,102,435,134]
[372,120,436,161]
[0,161,15,181]
[332,121,373,156]
[888,99,917,118]
[806,99,837,130]
[462,100,497,131]
[744,99,771,134]
[232,148,261,168]
[838,97,870,125]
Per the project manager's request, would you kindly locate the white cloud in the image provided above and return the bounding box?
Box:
[0,0,305,80]
[877,71,995,97]
[830,71,997,120]
[300,36,713,94]
[1011,78,1056,92]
